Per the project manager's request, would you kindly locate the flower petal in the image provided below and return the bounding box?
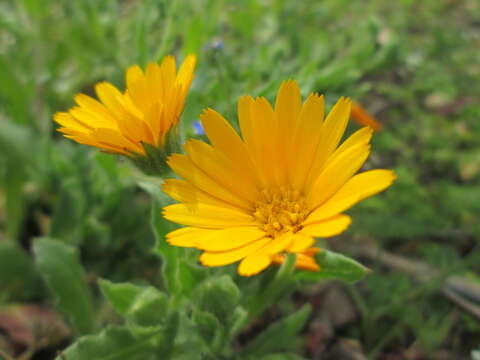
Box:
[195,227,266,252]
[237,232,293,276]
[301,215,351,237]
[291,93,324,189]
[163,203,255,229]
[74,94,117,128]
[162,178,239,210]
[166,227,211,247]
[308,142,370,208]
[306,97,351,187]
[275,80,302,184]
[306,169,396,222]
[287,233,315,253]
[184,139,259,202]
[54,112,92,133]
[201,107,259,185]
[200,237,271,267]
[167,154,252,210]
[177,54,196,94]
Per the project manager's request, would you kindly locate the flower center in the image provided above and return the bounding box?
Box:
[252,187,309,238]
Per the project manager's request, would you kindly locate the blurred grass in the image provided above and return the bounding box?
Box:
[1,0,480,357]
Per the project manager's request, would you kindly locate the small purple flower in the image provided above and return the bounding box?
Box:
[193,120,205,135]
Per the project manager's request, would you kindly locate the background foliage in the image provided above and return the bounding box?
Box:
[1,0,480,359]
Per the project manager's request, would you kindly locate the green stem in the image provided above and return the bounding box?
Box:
[246,254,297,323]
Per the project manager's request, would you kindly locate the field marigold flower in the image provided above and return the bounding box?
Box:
[163,80,395,276]
[54,55,196,173]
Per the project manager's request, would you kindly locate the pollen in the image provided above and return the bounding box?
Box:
[253,187,309,237]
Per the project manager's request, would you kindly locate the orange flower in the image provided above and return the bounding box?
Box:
[350,101,382,131]
[272,248,321,271]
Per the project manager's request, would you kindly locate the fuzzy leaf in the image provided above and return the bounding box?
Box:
[57,325,162,360]
[241,304,311,356]
[99,279,168,326]
[295,250,369,283]
[0,242,39,301]
[98,279,143,316]
[33,237,96,335]
[196,275,240,321]
[193,310,223,350]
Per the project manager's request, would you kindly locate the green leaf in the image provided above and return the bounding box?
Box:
[193,310,223,351]
[57,325,162,360]
[229,306,248,338]
[49,183,82,242]
[295,250,369,284]
[247,254,297,321]
[99,279,144,316]
[0,242,40,301]
[196,275,240,321]
[99,279,168,327]
[241,304,311,357]
[0,120,32,240]
[33,237,96,335]
[2,161,27,240]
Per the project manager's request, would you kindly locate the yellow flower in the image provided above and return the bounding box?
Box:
[54,55,196,157]
[162,80,395,276]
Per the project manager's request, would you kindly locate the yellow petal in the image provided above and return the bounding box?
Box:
[143,101,164,145]
[63,133,127,154]
[306,97,351,188]
[69,106,113,130]
[166,227,211,247]
[306,169,396,222]
[177,54,196,94]
[74,94,117,128]
[319,97,352,158]
[237,252,272,277]
[95,82,125,119]
[250,97,281,186]
[167,154,252,210]
[200,237,271,267]
[125,65,149,112]
[275,80,302,133]
[163,203,255,229]
[160,55,176,94]
[116,111,154,145]
[200,108,259,185]
[184,139,258,203]
[238,232,293,276]
[145,63,163,105]
[308,142,370,208]
[54,112,92,133]
[287,233,315,253]
[327,126,373,166]
[195,226,265,252]
[290,93,324,189]
[300,215,352,237]
[274,80,302,184]
[162,178,239,210]
[91,127,143,154]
